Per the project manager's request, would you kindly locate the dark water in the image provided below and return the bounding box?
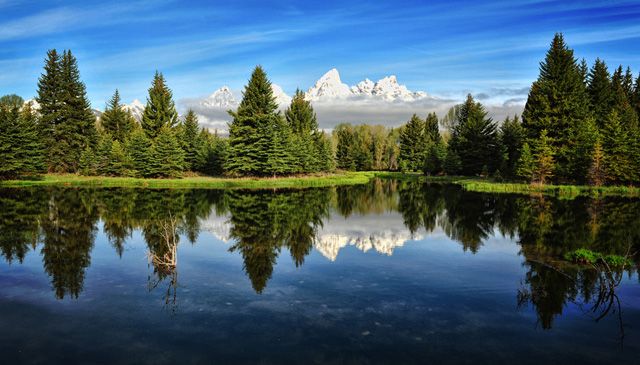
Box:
[0,180,639,364]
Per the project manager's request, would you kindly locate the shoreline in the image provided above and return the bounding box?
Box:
[2,172,639,197]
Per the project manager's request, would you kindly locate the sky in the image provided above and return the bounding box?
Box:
[1,0,640,129]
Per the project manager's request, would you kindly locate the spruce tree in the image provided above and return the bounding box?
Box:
[141,72,178,139]
[44,50,97,173]
[0,96,46,179]
[611,65,639,130]
[108,140,131,176]
[602,110,633,184]
[95,135,113,176]
[398,114,425,171]
[448,94,498,175]
[335,124,356,171]
[424,112,441,144]
[587,58,613,128]
[314,132,334,172]
[266,118,296,176]
[588,139,606,186]
[285,89,321,172]
[516,143,535,182]
[36,49,63,166]
[79,147,96,176]
[533,130,555,185]
[226,66,284,176]
[633,73,640,116]
[101,89,136,142]
[522,33,590,181]
[148,126,185,178]
[499,115,525,178]
[126,128,153,177]
[180,110,202,171]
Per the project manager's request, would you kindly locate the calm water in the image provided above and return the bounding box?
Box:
[0,180,639,364]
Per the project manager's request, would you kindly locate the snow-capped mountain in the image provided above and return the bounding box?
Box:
[305,68,352,100]
[201,86,236,109]
[271,83,292,106]
[307,69,429,102]
[123,99,145,121]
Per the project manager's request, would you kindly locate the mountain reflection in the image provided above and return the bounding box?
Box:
[0,180,638,329]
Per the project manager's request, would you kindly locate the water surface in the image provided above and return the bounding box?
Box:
[0,180,638,364]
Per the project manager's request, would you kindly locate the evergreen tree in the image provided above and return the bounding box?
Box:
[101,89,136,142]
[95,135,113,175]
[141,72,178,139]
[0,96,46,179]
[499,115,525,178]
[633,73,640,117]
[314,132,335,172]
[79,147,96,176]
[601,110,633,184]
[588,139,606,187]
[587,58,613,128]
[126,128,153,177]
[36,49,63,166]
[196,129,227,176]
[567,117,598,184]
[266,118,296,176]
[448,94,498,175]
[522,33,590,181]
[108,140,131,176]
[398,114,425,171]
[423,139,447,176]
[516,143,535,182]
[180,110,202,171]
[335,124,356,171]
[424,112,441,144]
[611,65,639,130]
[533,130,555,185]
[148,126,185,178]
[225,66,284,176]
[285,89,319,172]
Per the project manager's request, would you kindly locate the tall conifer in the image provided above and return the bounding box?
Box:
[141,72,178,139]
[101,89,136,142]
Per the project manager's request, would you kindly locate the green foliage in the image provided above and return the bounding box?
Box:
[180,110,203,171]
[148,126,185,178]
[564,249,632,268]
[588,139,606,186]
[101,89,136,143]
[499,115,525,178]
[522,33,590,181]
[126,128,153,177]
[587,58,614,127]
[516,143,535,182]
[79,147,96,176]
[333,124,398,171]
[398,114,425,171]
[448,94,499,175]
[602,110,633,184]
[0,96,46,179]
[39,50,97,173]
[141,71,178,139]
[423,140,447,176]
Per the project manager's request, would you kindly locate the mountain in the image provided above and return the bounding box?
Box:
[122,99,145,121]
[201,86,236,109]
[307,69,429,102]
[305,68,352,100]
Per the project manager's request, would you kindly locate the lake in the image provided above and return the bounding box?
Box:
[0,179,638,364]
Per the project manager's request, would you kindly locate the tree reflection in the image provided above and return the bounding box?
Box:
[0,180,638,332]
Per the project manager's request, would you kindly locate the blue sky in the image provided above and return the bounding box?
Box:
[1,0,640,111]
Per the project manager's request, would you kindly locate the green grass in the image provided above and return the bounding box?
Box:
[0,172,378,189]
[563,248,633,268]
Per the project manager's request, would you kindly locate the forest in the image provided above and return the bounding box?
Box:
[1,33,639,186]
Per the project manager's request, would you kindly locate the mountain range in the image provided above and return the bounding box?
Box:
[198,68,433,110]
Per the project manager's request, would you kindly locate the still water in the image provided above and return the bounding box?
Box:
[0,180,638,364]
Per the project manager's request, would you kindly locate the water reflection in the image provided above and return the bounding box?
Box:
[0,181,638,330]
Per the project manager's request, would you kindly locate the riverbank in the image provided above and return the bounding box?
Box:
[2,172,639,196]
[0,172,378,189]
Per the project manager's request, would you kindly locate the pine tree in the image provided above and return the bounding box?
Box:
[448,94,498,175]
[126,128,153,177]
[499,115,525,178]
[95,135,113,176]
[148,126,185,178]
[588,139,606,187]
[196,129,227,176]
[533,130,555,185]
[423,139,447,176]
[522,33,590,181]
[516,143,535,182]
[335,124,356,171]
[398,114,425,171]
[45,50,98,173]
[0,96,46,179]
[601,110,633,184]
[180,110,202,171]
[79,147,96,176]
[101,89,136,143]
[36,49,63,165]
[285,89,322,172]
[141,71,178,139]
[611,65,639,130]
[587,58,613,128]
[424,112,441,144]
[108,140,131,176]
[266,118,296,176]
[633,73,640,117]
[225,66,284,176]
[567,117,598,184]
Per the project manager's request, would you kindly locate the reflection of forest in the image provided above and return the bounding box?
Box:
[0,181,638,328]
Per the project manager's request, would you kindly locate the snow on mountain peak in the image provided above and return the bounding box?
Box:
[270,83,292,106]
[123,99,145,121]
[201,86,236,108]
[306,68,352,100]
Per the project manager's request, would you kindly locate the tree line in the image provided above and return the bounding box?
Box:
[2,34,640,184]
[386,33,640,186]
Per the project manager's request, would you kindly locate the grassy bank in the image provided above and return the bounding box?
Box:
[0,172,378,189]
